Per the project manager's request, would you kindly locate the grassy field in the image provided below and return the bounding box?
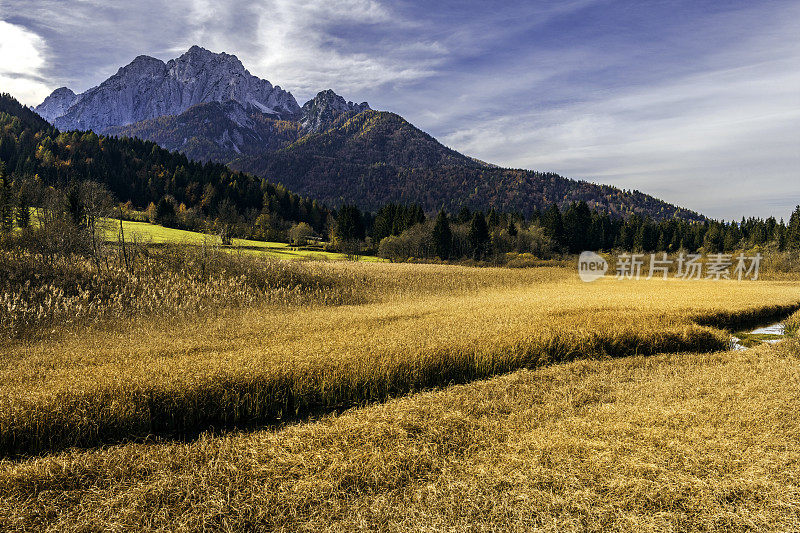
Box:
[2,258,800,530]
[1,263,799,457]
[105,218,383,262]
[2,333,800,530]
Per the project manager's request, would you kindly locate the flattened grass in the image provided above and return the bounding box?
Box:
[1,264,799,457]
[2,341,800,531]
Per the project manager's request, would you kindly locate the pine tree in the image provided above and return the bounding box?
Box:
[487,208,500,228]
[788,206,800,249]
[335,204,365,242]
[468,211,489,260]
[507,218,518,237]
[542,204,564,246]
[456,206,472,224]
[67,184,85,226]
[432,209,452,260]
[15,188,30,229]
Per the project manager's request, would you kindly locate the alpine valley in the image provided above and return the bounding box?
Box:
[35,46,702,220]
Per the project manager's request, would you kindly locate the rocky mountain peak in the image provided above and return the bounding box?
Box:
[36,46,301,133]
[33,87,77,122]
[117,55,167,78]
[168,46,248,79]
[301,89,370,133]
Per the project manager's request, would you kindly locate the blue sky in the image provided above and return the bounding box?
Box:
[1,0,799,219]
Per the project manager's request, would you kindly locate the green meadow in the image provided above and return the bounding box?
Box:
[103,218,383,262]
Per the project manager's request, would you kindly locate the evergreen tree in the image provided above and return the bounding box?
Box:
[432,209,452,260]
[456,205,472,224]
[562,201,592,253]
[468,211,490,260]
[154,197,177,225]
[66,184,85,226]
[507,218,518,237]
[14,177,30,229]
[0,163,11,233]
[335,204,366,242]
[541,204,564,245]
[372,204,393,242]
[487,208,500,228]
[788,206,800,249]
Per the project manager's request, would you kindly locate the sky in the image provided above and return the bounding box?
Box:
[1,0,798,220]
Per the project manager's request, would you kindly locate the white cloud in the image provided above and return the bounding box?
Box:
[181,0,445,102]
[433,7,800,219]
[0,20,51,104]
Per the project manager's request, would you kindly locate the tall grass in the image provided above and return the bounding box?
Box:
[2,265,799,458]
[0,245,372,340]
[3,342,800,530]
[785,309,800,337]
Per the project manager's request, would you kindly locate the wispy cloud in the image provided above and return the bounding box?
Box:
[0,20,51,103]
[182,0,447,101]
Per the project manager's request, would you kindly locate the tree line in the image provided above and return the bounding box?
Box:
[4,92,800,262]
[329,201,800,262]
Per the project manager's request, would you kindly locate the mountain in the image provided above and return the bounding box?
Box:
[36,46,300,133]
[33,47,704,222]
[300,89,370,133]
[1,92,328,235]
[32,87,77,122]
[106,100,302,163]
[230,110,702,220]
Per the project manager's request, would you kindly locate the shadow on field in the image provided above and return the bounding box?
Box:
[2,303,799,461]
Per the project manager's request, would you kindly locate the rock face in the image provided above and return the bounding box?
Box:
[36,46,301,133]
[32,87,77,122]
[301,90,371,133]
[106,100,303,163]
[105,83,372,163]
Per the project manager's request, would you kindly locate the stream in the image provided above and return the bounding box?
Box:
[730,322,787,350]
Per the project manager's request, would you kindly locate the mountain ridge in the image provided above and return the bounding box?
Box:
[33,46,705,222]
[37,46,301,133]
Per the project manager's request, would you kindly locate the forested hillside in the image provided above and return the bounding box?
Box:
[0,94,329,234]
[230,110,704,221]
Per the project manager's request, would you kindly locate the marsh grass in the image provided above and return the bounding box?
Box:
[1,263,799,458]
[2,341,800,531]
[0,245,375,340]
[785,309,800,337]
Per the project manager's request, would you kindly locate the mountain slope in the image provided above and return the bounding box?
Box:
[32,87,77,123]
[230,110,702,220]
[104,88,375,164]
[36,46,300,133]
[106,100,302,163]
[1,92,55,133]
[301,89,370,133]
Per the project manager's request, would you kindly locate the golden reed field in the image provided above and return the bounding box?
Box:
[2,256,800,531]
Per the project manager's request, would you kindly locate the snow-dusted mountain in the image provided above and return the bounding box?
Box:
[36,46,301,133]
